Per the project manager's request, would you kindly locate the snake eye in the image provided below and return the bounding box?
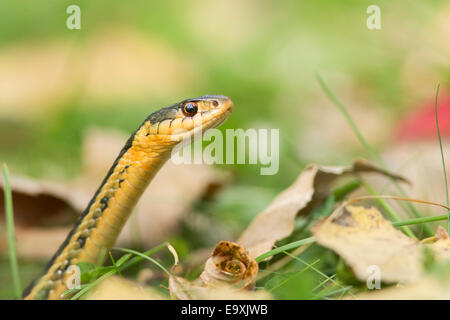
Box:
[182,102,198,117]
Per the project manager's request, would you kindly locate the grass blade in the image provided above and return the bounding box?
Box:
[434,83,450,232]
[315,73,382,163]
[363,181,415,238]
[69,242,171,300]
[255,236,316,262]
[392,214,449,227]
[316,73,432,236]
[2,163,22,298]
[114,247,171,276]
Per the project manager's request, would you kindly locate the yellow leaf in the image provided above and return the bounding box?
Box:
[313,205,421,283]
[237,158,408,258]
[86,276,164,300]
[313,205,450,284]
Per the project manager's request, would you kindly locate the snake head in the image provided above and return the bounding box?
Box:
[142,95,233,143]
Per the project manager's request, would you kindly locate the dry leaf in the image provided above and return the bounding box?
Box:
[169,241,261,300]
[86,276,164,300]
[0,176,79,259]
[169,276,204,300]
[352,277,450,300]
[313,205,450,284]
[169,276,271,300]
[237,159,408,258]
[0,175,80,226]
[429,232,450,261]
[312,205,422,283]
[200,241,258,289]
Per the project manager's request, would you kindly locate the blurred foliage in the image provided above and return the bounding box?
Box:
[0,0,447,186]
[0,0,449,299]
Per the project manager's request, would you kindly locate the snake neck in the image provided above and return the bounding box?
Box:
[24,131,175,300]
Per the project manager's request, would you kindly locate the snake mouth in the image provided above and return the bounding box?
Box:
[222,97,234,115]
[196,95,233,130]
[205,101,233,129]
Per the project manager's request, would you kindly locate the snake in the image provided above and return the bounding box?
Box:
[23,95,233,300]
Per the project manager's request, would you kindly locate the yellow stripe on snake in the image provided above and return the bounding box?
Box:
[23,95,233,300]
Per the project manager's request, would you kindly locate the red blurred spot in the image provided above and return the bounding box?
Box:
[396,94,450,142]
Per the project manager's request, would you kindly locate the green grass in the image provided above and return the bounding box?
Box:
[2,163,21,299]
[392,214,450,227]
[255,237,316,263]
[362,181,415,238]
[316,73,432,237]
[67,242,173,300]
[434,83,450,232]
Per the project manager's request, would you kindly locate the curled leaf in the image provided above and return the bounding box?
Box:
[200,241,258,289]
[169,241,262,300]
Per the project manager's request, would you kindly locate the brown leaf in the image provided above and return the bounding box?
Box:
[169,276,204,300]
[313,205,450,284]
[86,276,164,300]
[312,205,422,283]
[237,158,408,258]
[12,227,72,259]
[169,276,271,300]
[200,241,258,289]
[429,237,450,262]
[352,276,450,300]
[0,176,79,227]
[0,176,79,259]
[169,241,263,300]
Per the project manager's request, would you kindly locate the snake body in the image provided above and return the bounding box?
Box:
[23,95,233,300]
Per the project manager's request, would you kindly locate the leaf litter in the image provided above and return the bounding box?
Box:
[4,148,449,299]
[237,158,408,258]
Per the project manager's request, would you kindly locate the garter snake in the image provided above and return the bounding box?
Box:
[23,95,233,300]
